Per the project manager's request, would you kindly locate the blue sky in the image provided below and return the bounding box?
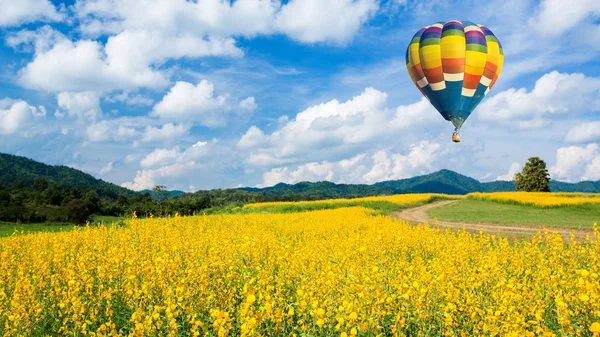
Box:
[1,0,600,191]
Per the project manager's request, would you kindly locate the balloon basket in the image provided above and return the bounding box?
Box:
[452,131,461,143]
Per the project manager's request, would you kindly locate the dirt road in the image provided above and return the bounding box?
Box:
[391,200,594,239]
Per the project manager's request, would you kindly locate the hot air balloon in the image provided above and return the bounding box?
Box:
[406,21,503,142]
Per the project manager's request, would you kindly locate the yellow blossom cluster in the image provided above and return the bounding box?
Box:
[469,192,600,207]
[1,207,599,336]
[244,193,461,208]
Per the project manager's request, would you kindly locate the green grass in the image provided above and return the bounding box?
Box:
[427,199,600,229]
[0,215,128,238]
[90,215,128,226]
[206,196,454,216]
[0,222,76,238]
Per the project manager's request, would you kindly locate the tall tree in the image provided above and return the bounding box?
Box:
[514,157,551,192]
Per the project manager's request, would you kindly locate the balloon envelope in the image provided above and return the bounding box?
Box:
[406,21,503,130]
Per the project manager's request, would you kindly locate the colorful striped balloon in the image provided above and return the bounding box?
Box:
[406,20,503,137]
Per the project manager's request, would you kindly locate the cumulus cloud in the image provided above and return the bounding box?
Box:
[152,80,252,127]
[140,148,181,168]
[362,141,441,183]
[550,144,600,182]
[529,0,600,36]
[74,0,377,44]
[121,161,197,191]
[258,141,443,187]
[496,162,521,181]
[86,120,137,142]
[565,121,600,143]
[0,99,45,135]
[238,88,440,166]
[274,0,378,44]
[121,141,211,190]
[478,71,600,129]
[56,92,102,120]
[141,123,189,143]
[0,0,62,27]
[239,97,257,111]
[13,0,376,94]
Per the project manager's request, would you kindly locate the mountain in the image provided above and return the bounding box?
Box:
[140,189,185,199]
[238,169,600,197]
[0,153,136,199]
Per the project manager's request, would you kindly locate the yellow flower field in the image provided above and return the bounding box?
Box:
[469,192,600,207]
[244,193,461,208]
[1,208,599,336]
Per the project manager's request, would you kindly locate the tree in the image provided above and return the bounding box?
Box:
[66,199,91,225]
[33,177,49,192]
[514,157,550,192]
[152,185,170,199]
[84,191,101,214]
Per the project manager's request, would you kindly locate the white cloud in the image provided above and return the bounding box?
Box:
[121,140,212,190]
[274,0,378,44]
[6,25,66,53]
[19,37,170,92]
[140,148,181,168]
[478,71,600,129]
[239,97,257,111]
[529,0,600,36]
[86,120,137,142]
[56,92,102,120]
[362,141,441,183]
[15,0,376,94]
[258,141,442,187]
[124,154,139,163]
[565,121,600,143]
[496,162,521,181]
[74,0,376,44]
[121,161,197,191]
[238,88,440,166]
[0,0,62,27]
[550,144,600,182]
[152,80,237,127]
[106,91,153,106]
[99,161,114,175]
[141,123,189,143]
[0,99,45,135]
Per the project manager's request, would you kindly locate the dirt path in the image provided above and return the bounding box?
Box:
[392,200,594,239]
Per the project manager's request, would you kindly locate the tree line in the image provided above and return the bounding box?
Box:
[0,178,327,225]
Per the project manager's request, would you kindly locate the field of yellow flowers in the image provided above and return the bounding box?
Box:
[244,193,461,209]
[468,192,600,207]
[1,207,600,336]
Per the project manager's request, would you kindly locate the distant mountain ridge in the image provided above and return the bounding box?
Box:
[239,169,600,197]
[0,153,137,199]
[2,153,599,201]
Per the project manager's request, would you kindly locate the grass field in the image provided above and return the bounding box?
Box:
[237,194,460,215]
[427,198,600,229]
[0,222,76,237]
[0,215,126,238]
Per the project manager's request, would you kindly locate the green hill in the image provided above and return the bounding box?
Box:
[0,153,136,199]
[238,169,600,197]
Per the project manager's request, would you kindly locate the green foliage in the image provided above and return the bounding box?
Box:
[515,157,551,192]
[66,200,91,225]
[0,152,598,227]
[0,153,136,199]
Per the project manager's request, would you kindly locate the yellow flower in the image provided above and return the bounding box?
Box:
[590,322,600,333]
[247,294,256,304]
